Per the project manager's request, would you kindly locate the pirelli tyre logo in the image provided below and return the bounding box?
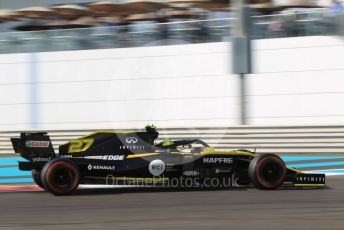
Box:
[25,141,50,148]
[203,157,233,164]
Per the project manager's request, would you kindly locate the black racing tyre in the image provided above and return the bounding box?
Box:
[41,159,80,196]
[32,169,44,189]
[248,154,286,190]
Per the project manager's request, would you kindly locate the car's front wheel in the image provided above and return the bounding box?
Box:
[41,159,80,196]
[248,154,286,190]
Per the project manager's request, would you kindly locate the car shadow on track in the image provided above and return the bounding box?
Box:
[1,184,330,196]
[70,184,331,196]
[71,186,249,196]
[2,185,330,196]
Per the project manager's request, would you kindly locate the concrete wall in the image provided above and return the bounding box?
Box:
[0,36,343,130]
[250,36,344,125]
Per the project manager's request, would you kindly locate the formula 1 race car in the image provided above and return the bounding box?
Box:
[11,126,326,195]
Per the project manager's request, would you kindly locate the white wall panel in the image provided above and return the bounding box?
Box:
[0,37,343,130]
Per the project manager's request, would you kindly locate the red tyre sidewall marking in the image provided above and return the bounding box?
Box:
[255,156,286,189]
[45,161,79,194]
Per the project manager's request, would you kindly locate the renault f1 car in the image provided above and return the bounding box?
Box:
[11,126,326,195]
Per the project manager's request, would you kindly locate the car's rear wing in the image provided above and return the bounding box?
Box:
[11,132,56,162]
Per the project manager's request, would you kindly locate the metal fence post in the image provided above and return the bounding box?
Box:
[232,0,252,125]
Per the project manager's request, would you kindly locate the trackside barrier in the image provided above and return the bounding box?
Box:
[2,126,344,155]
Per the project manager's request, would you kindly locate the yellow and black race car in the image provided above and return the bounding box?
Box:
[11,125,325,195]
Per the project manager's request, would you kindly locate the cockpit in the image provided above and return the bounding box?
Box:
[155,139,211,154]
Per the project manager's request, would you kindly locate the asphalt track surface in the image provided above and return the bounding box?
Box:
[0,176,343,230]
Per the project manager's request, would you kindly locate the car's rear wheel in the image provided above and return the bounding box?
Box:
[248,154,286,190]
[41,159,80,196]
[32,169,44,189]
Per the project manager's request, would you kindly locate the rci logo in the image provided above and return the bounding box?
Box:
[149,159,166,176]
[125,137,138,144]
